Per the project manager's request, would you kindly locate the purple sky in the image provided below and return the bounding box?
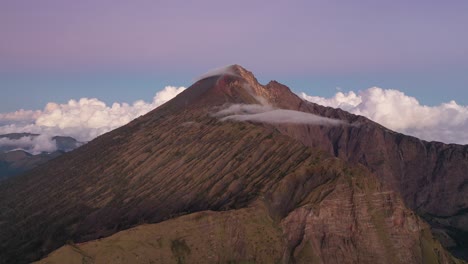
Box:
[1,0,467,111]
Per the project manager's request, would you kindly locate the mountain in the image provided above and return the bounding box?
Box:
[0,133,39,153]
[0,65,466,264]
[0,133,83,180]
[0,133,40,140]
[0,150,63,180]
[0,133,83,153]
[53,136,83,152]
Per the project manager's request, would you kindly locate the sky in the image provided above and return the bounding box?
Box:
[0,0,467,146]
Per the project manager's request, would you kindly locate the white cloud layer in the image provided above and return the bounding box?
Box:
[0,86,185,153]
[0,135,57,155]
[301,87,468,144]
[1,84,465,155]
[0,109,41,125]
[216,102,344,126]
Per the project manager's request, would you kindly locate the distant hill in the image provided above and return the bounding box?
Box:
[53,136,83,152]
[0,150,63,180]
[0,132,40,140]
[0,133,83,180]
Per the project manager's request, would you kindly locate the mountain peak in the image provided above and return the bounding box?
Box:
[162,65,301,112]
[194,64,258,87]
[229,64,255,78]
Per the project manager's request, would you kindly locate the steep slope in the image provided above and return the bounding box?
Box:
[38,159,462,264]
[0,65,466,263]
[168,66,468,257]
[171,65,468,257]
[0,110,320,263]
[249,80,468,258]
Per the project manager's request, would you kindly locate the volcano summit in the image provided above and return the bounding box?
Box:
[0,65,466,264]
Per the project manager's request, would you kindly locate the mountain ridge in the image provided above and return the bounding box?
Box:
[127,64,468,259]
[0,65,466,263]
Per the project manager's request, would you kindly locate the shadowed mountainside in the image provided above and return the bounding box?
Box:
[0,65,466,263]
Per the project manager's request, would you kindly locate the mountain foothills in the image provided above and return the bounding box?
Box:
[0,65,466,264]
[0,133,83,180]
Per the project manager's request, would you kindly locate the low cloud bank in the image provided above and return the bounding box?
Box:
[301,87,468,144]
[0,134,57,155]
[216,103,344,126]
[222,109,344,125]
[0,86,185,153]
[216,104,274,116]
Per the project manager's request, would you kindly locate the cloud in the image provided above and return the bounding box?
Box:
[194,65,238,82]
[0,86,186,153]
[216,103,344,126]
[2,82,465,154]
[222,109,345,125]
[215,104,274,116]
[0,109,41,126]
[0,134,57,155]
[301,87,468,144]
